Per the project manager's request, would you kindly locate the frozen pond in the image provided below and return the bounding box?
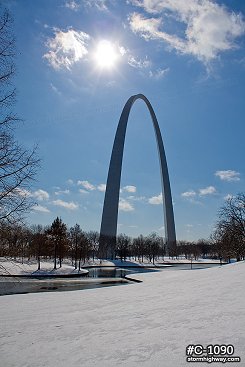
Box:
[0,263,223,296]
[86,266,158,278]
[0,267,157,296]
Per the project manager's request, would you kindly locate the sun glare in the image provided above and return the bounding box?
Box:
[94,40,118,69]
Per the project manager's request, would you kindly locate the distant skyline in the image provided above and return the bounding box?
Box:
[4,0,245,240]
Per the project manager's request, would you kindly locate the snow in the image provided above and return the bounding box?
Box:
[0,256,220,277]
[0,258,88,276]
[90,257,222,266]
[0,261,244,367]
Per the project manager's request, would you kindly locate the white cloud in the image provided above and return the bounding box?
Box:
[15,188,49,201]
[79,189,89,194]
[84,0,108,11]
[31,205,50,213]
[182,187,216,202]
[43,28,90,70]
[14,188,31,198]
[129,1,245,64]
[65,0,80,11]
[119,46,127,56]
[116,46,152,71]
[129,13,186,49]
[97,184,106,192]
[33,189,49,201]
[53,199,78,210]
[67,179,74,185]
[50,83,61,95]
[128,55,151,68]
[54,189,70,195]
[148,193,163,205]
[149,67,169,79]
[181,190,196,198]
[127,195,146,202]
[119,199,134,212]
[77,180,95,190]
[199,186,216,196]
[215,170,240,182]
[123,185,137,193]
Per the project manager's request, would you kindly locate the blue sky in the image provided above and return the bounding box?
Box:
[4,0,245,241]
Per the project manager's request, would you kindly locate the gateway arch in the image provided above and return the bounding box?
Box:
[99,94,176,259]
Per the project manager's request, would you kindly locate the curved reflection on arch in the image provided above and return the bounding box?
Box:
[99,94,176,259]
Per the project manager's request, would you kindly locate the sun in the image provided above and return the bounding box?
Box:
[94,40,118,69]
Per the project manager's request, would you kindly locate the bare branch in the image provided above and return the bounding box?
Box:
[0,7,40,224]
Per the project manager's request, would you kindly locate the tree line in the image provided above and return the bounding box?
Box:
[0,218,213,269]
[1,192,244,269]
[0,191,243,271]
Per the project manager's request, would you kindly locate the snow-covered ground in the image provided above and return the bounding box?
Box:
[0,257,88,276]
[0,257,213,277]
[0,260,244,367]
[0,256,222,277]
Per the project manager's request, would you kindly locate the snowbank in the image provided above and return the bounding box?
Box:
[0,261,244,367]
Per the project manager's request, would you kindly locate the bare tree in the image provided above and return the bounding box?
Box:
[86,230,99,262]
[146,233,163,264]
[0,7,39,224]
[116,234,131,262]
[47,217,67,269]
[30,225,46,270]
[0,8,16,127]
[197,239,212,259]
[213,193,245,261]
[78,232,90,270]
[132,235,146,262]
[69,224,82,269]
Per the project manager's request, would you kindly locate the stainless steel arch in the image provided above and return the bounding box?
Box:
[99,94,176,259]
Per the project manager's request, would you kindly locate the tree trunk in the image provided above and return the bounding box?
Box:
[54,244,57,270]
